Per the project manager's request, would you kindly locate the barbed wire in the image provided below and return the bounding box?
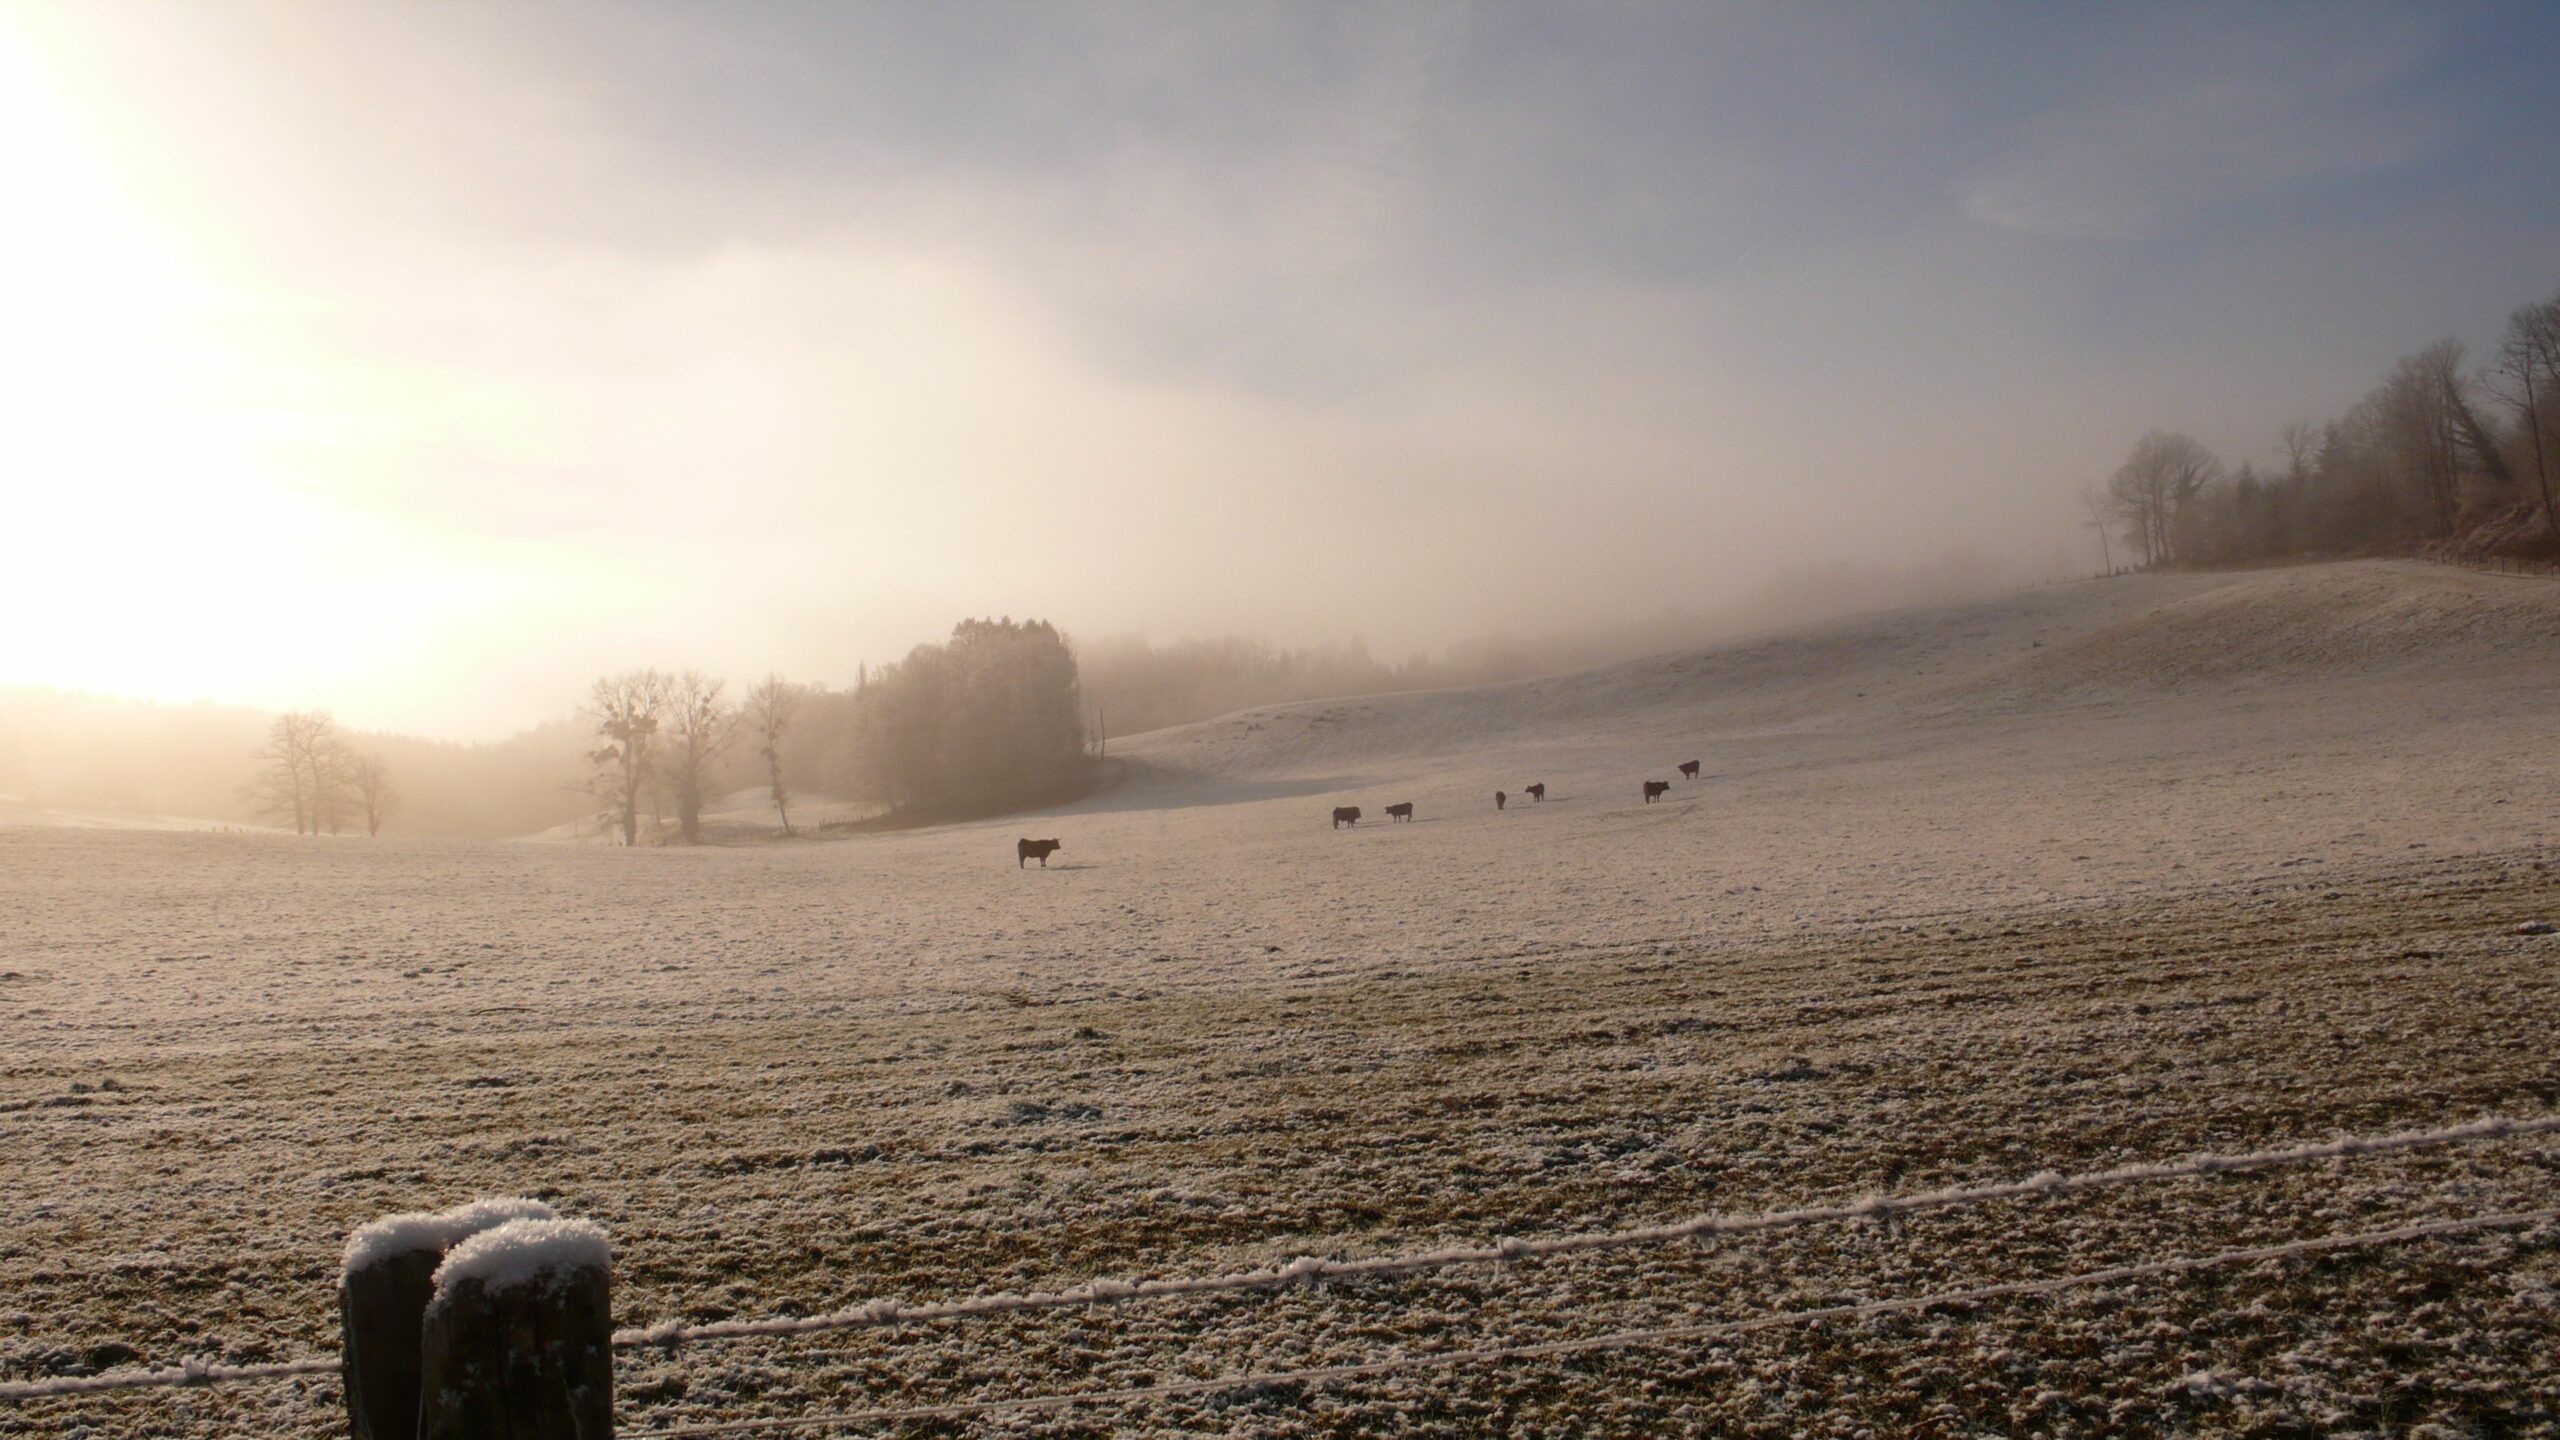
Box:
[2413,551,2560,579]
[635,1205,2559,1436]
[608,1110,2560,1350]
[6,1110,2553,1405]
[0,1355,337,1402]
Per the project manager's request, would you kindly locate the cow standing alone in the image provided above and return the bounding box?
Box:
[1332,806,1362,828]
[1642,780,1671,803]
[1017,838,1063,868]
[1526,783,1545,802]
[1494,791,1507,811]
[1386,802,1414,822]
[1678,760,1701,779]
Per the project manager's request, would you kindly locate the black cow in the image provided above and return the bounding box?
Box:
[1332,806,1362,828]
[1385,802,1414,822]
[1642,780,1671,803]
[1678,760,1701,779]
[1494,790,1507,811]
[1017,838,1063,868]
[1526,783,1545,802]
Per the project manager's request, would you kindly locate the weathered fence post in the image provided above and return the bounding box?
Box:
[343,1200,557,1440]
[417,1218,614,1440]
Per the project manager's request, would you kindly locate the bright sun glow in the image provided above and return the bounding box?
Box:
[0,18,407,713]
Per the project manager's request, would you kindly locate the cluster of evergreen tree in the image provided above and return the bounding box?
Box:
[2094,285,2560,569]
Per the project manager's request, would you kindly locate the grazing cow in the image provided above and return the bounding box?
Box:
[1386,802,1414,822]
[1332,806,1362,828]
[1679,760,1701,779]
[1495,790,1507,811]
[1526,783,1545,802]
[1642,780,1671,803]
[1017,838,1063,868]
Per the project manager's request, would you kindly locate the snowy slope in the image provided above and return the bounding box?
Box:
[5,559,2557,1438]
[1117,561,2560,779]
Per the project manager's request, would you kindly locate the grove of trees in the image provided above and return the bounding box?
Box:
[243,710,398,836]
[581,618,1089,844]
[2095,283,2560,569]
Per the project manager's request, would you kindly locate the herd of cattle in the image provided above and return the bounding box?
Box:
[1334,759,1702,828]
[1019,760,1703,863]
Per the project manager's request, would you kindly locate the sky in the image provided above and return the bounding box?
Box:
[3,1,2557,740]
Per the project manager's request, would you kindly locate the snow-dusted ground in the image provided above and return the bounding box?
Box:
[520,789,888,844]
[0,797,255,834]
[4,560,2558,1436]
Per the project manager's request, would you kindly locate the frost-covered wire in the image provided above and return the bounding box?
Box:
[637,1205,2560,1437]
[0,1355,337,1402]
[8,1110,2553,1405]
[613,1110,2560,1349]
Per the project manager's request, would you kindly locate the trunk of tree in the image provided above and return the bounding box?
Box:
[766,752,790,836]
[2526,365,2558,543]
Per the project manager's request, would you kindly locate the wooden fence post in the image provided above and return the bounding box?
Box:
[418,1218,614,1440]
[343,1200,558,1440]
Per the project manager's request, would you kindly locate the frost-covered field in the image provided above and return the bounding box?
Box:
[5,561,2559,1437]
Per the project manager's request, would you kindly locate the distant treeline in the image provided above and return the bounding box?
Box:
[2093,284,2560,569]
[1,554,2062,839]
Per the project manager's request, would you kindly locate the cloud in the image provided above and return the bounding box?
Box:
[9,1,2560,736]
[1959,13,2446,240]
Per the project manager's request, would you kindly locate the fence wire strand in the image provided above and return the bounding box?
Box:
[608,1111,2560,1351]
[6,1110,2554,1405]
[635,1206,2559,1437]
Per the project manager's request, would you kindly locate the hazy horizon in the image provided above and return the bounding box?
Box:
[7,1,2559,740]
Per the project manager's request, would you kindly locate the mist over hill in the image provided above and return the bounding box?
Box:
[0,690,593,838]
[0,549,2060,837]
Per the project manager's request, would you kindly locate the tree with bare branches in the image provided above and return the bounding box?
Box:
[2490,289,2560,540]
[586,670,671,846]
[2106,431,2222,567]
[2078,477,2115,574]
[2278,420,2318,487]
[2375,340,2473,535]
[743,673,799,836]
[665,671,735,844]
[350,752,397,836]
[243,710,342,834]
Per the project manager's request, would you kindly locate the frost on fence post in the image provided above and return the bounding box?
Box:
[343,1199,557,1440]
[418,1218,614,1440]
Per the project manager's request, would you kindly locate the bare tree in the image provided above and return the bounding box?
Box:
[2490,290,2560,540]
[2278,420,2319,488]
[585,670,671,846]
[2375,340,2473,535]
[244,720,309,833]
[350,752,397,837]
[2107,431,2222,567]
[665,671,735,844]
[743,673,798,836]
[314,734,359,835]
[2078,477,2116,574]
[243,710,341,834]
